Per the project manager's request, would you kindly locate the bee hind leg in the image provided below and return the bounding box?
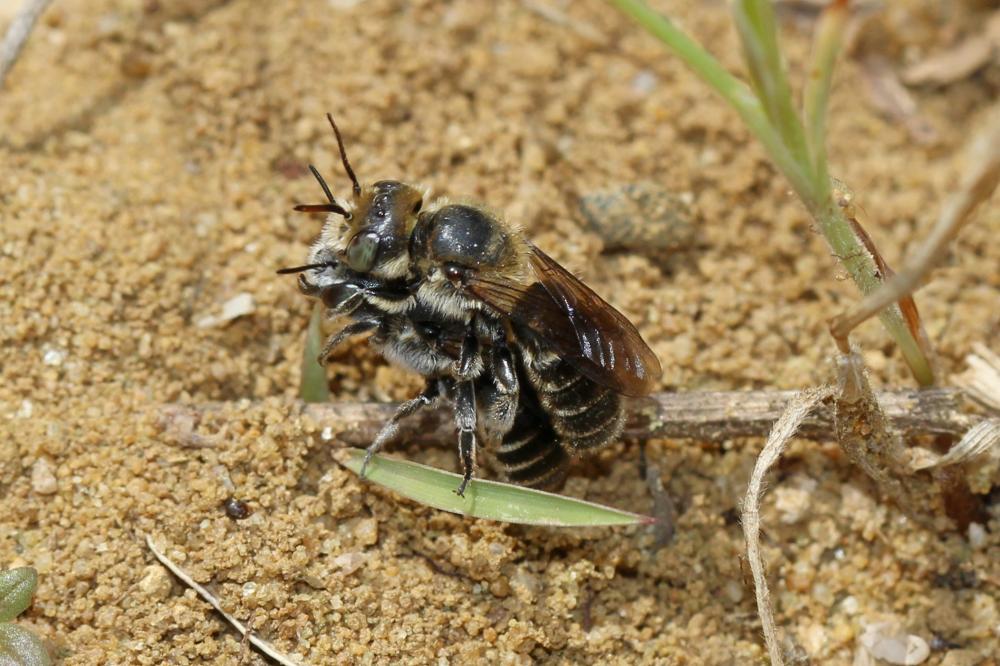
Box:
[454,380,478,497]
[360,379,441,478]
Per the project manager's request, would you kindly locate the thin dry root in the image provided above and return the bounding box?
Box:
[742,386,834,666]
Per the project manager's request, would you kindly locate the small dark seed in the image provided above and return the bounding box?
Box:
[223,497,252,520]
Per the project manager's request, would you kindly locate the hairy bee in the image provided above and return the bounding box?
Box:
[281,115,661,495]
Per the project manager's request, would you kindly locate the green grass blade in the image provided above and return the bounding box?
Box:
[0,623,51,666]
[803,0,848,196]
[0,568,37,623]
[731,0,809,167]
[299,303,331,403]
[336,448,653,527]
[609,0,936,385]
[607,0,815,207]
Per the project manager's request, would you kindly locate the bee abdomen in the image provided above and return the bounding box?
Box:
[534,358,624,452]
[495,402,569,490]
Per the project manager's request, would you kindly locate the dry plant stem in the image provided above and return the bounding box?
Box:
[0,0,53,89]
[145,535,303,666]
[742,386,834,666]
[831,115,1000,343]
[161,388,972,448]
[834,353,949,528]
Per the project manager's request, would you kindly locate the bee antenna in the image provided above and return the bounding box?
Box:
[308,165,337,204]
[276,261,335,275]
[294,165,351,217]
[326,113,361,197]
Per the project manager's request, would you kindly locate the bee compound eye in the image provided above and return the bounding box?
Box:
[346,231,380,272]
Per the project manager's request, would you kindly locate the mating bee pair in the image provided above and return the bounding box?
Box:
[281,115,661,495]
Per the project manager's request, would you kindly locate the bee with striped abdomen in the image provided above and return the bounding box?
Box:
[282,115,661,495]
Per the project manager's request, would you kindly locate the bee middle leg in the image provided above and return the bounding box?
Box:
[454,379,478,497]
[317,319,380,364]
[360,379,441,478]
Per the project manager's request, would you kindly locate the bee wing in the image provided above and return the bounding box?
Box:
[467,244,661,397]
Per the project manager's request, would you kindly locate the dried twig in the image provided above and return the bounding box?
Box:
[0,0,54,89]
[145,535,303,666]
[160,387,973,450]
[830,111,1000,344]
[742,386,834,666]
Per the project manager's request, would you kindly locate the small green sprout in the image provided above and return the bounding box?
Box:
[0,567,50,666]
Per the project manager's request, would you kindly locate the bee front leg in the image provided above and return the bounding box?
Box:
[454,379,478,497]
[360,380,441,478]
[317,319,379,364]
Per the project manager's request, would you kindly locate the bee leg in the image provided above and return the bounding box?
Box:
[488,345,519,435]
[317,319,379,364]
[455,330,480,380]
[360,380,440,478]
[454,380,478,497]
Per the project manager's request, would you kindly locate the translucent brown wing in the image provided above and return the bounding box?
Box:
[467,244,661,397]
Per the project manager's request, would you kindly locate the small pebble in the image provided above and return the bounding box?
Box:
[334,552,366,575]
[859,622,930,665]
[967,522,986,550]
[138,565,173,600]
[195,293,255,328]
[43,348,65,366]
[353,518,378,546]
[31,458,58,495]
[578,182,697,259]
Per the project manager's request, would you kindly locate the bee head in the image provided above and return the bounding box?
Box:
[293,114,424,280]
[343,179,423,279]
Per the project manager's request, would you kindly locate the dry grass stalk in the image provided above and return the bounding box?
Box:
[0,0,54,89]
[741,386,834,666]
[145,535,303,666]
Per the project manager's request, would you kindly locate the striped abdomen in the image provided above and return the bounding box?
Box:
[492,365,569,490]
[528,353,625,452]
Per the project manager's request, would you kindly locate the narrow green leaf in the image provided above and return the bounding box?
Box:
[300,303,331,403]
[336,448,653,527]
[803,0,848,196]
[0,569,37,623]
[607,0,815,209]
[731,0,810,172]
[0,623,51,666]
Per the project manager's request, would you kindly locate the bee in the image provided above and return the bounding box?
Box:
[282,115,661,495]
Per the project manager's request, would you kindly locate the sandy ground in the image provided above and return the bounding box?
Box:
[1,0,998,663]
